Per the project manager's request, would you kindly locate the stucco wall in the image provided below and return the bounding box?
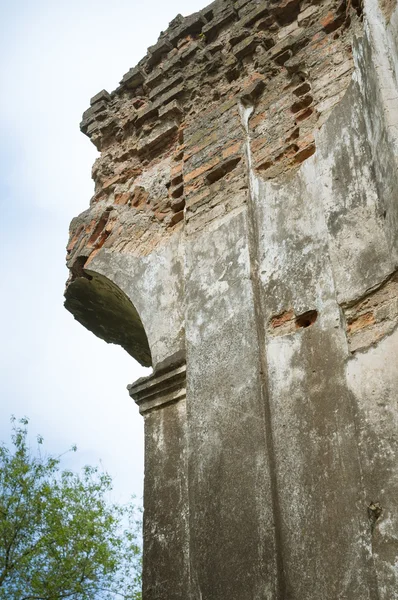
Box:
[65,0,398,597]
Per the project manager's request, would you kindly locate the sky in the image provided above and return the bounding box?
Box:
[0,0,205,505]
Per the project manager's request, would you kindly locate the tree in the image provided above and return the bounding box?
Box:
[0,417,142,600]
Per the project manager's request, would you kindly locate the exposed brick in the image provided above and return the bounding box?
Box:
[320,11,346,33]
[222,142,242,159]
[135,104,158,127]
[205,156,242,184]
[159,100,183,119]
[90,89,111,106]
[70,0,363,255]
[137,122,179,156]
[184,157,220,184]
[293,143,316,163]
[114,192,130,206]
[343,272,398,352]
[120,66,146,89]
[131,186,149,207]
[169,209,185,226]
[268,308,318,336]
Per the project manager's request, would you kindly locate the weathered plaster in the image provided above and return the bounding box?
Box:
[346,329,398,600]
[64,0,398,597]
[83,231,185,368]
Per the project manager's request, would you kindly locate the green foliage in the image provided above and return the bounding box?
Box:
[0,417,142,600]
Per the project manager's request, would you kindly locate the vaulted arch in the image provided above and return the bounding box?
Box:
[64,267,152,367]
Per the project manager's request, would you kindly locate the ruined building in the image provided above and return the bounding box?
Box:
[64,0,398,597]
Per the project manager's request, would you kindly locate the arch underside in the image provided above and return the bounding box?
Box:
[64,270,152,367]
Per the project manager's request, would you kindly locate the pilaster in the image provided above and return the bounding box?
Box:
[128,360,189,600]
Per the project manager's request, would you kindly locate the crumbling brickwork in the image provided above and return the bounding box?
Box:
[344,270,398,351]
[67,0,363,263]
[65,0,398,598]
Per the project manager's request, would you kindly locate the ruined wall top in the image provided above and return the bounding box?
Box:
[67,0,364,256]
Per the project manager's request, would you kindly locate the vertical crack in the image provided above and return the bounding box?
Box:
[239,102,286,600]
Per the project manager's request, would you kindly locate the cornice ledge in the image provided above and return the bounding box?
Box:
[128,359,186,415]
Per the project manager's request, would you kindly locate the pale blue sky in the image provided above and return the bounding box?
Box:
[0,0,204,504]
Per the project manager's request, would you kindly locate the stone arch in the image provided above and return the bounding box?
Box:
[64,266,152,367]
